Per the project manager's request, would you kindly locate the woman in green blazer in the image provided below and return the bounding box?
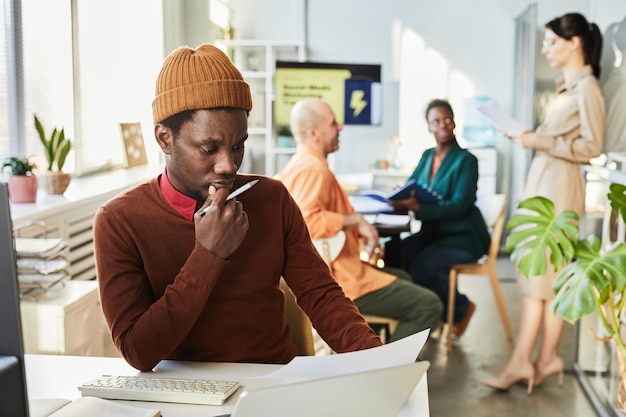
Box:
[389,99,490,338]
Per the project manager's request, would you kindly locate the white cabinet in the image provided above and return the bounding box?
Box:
[216,40,306,175]
[20,280,106,356]
[468,146,498,195]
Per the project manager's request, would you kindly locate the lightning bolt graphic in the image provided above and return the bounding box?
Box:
[350,90,367,118]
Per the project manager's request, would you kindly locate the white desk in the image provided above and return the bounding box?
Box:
[25,354,429,416]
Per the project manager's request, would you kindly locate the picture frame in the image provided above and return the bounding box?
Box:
[119,122,148,168]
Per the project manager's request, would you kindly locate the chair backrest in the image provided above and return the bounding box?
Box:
[476,194,507,260]
[281,227,347,357]
[309,232,348,354]
[311,231,346,264]
[280,278,315,356]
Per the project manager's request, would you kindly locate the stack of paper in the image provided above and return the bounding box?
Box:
[374,213,411,226]
[17,257,69,274]
[264,329,429,379]
[349,195,395,214]
[18,272,68,289]
[15,237,68,258]
[14,237,70,294]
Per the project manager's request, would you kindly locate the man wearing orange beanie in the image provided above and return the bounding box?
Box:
[93,44,382,372]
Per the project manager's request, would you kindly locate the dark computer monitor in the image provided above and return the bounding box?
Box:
[0,181,30,416]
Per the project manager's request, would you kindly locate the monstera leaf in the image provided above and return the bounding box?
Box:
[505,196,579,279]
[552,236,626,324]
[506,187,626,354]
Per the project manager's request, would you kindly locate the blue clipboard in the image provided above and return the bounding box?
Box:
[386,179,442,204]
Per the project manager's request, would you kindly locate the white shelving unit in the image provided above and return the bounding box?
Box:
[20,280,106,356]
[216,40,306,176]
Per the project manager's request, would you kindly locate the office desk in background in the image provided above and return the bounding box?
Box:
[365,213,413,237]
[348,195,414,237]
[26,355,429,416]
[361,212,415,267]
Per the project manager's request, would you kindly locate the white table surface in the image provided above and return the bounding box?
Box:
[25,354,429,416]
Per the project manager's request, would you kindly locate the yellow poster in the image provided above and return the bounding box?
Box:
[274,68,352,125]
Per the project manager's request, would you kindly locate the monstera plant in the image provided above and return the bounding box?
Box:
[506,183,626,410]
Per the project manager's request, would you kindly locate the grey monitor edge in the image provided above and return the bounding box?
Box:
[0,181,30,417]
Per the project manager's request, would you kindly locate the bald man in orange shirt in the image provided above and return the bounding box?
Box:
[276,98,442,342]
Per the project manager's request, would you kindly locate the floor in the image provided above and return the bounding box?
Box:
[420,255,600,417]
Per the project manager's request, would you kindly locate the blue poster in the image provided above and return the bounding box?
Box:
[344,78,372,125]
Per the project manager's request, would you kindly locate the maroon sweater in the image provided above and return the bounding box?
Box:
[93,175,381,371]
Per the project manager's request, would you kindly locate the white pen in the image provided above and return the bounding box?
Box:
[199,179,259,216]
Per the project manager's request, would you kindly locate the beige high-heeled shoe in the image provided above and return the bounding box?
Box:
[534,356,564,387]
[479,362,536,395]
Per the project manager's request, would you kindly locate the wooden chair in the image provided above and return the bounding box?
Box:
[446,193,513,351]
[360,314,398,344]
[312,231,399,344]
[280,278,315,356]
[311,231,346,266]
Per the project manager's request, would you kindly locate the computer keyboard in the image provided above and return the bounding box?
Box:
[78,375,240,406]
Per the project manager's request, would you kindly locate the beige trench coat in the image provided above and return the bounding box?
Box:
[517,65,605,299]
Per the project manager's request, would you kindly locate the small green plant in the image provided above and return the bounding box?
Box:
[2,156,36,176]
[277,125,292,136]
[34,114,71,172]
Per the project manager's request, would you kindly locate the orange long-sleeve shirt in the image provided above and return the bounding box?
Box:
[276,145,395,300]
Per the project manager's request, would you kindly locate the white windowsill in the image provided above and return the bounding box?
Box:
[9,163,163,222]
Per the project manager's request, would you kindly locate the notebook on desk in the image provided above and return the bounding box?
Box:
[228,361,429,417]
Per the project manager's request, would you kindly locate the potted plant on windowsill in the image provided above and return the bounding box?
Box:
[2,156,37,203]
[34,114,72,195]
[506,184,626,410]
[276,125,295,148]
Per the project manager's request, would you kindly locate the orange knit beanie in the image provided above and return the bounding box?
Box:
[152,44,252,124]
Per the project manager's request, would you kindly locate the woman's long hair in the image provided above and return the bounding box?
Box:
[545,13,603,79]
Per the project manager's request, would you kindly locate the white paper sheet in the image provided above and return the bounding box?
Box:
[477,100,526,136]
[48,396,160,417]
[263,329,429,379]
[348,195,393,214]
[363,214,377,224]
[374,213,411,226]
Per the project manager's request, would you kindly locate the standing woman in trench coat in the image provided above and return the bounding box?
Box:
[481,12,605,393]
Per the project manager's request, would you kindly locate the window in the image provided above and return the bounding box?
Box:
[1,0,163,176]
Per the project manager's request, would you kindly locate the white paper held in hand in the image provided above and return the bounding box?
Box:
[200,179,259,216]
[476,100,526,136]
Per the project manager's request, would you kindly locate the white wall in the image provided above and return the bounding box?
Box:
[198,0,626,197]
[223,0,625,201]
